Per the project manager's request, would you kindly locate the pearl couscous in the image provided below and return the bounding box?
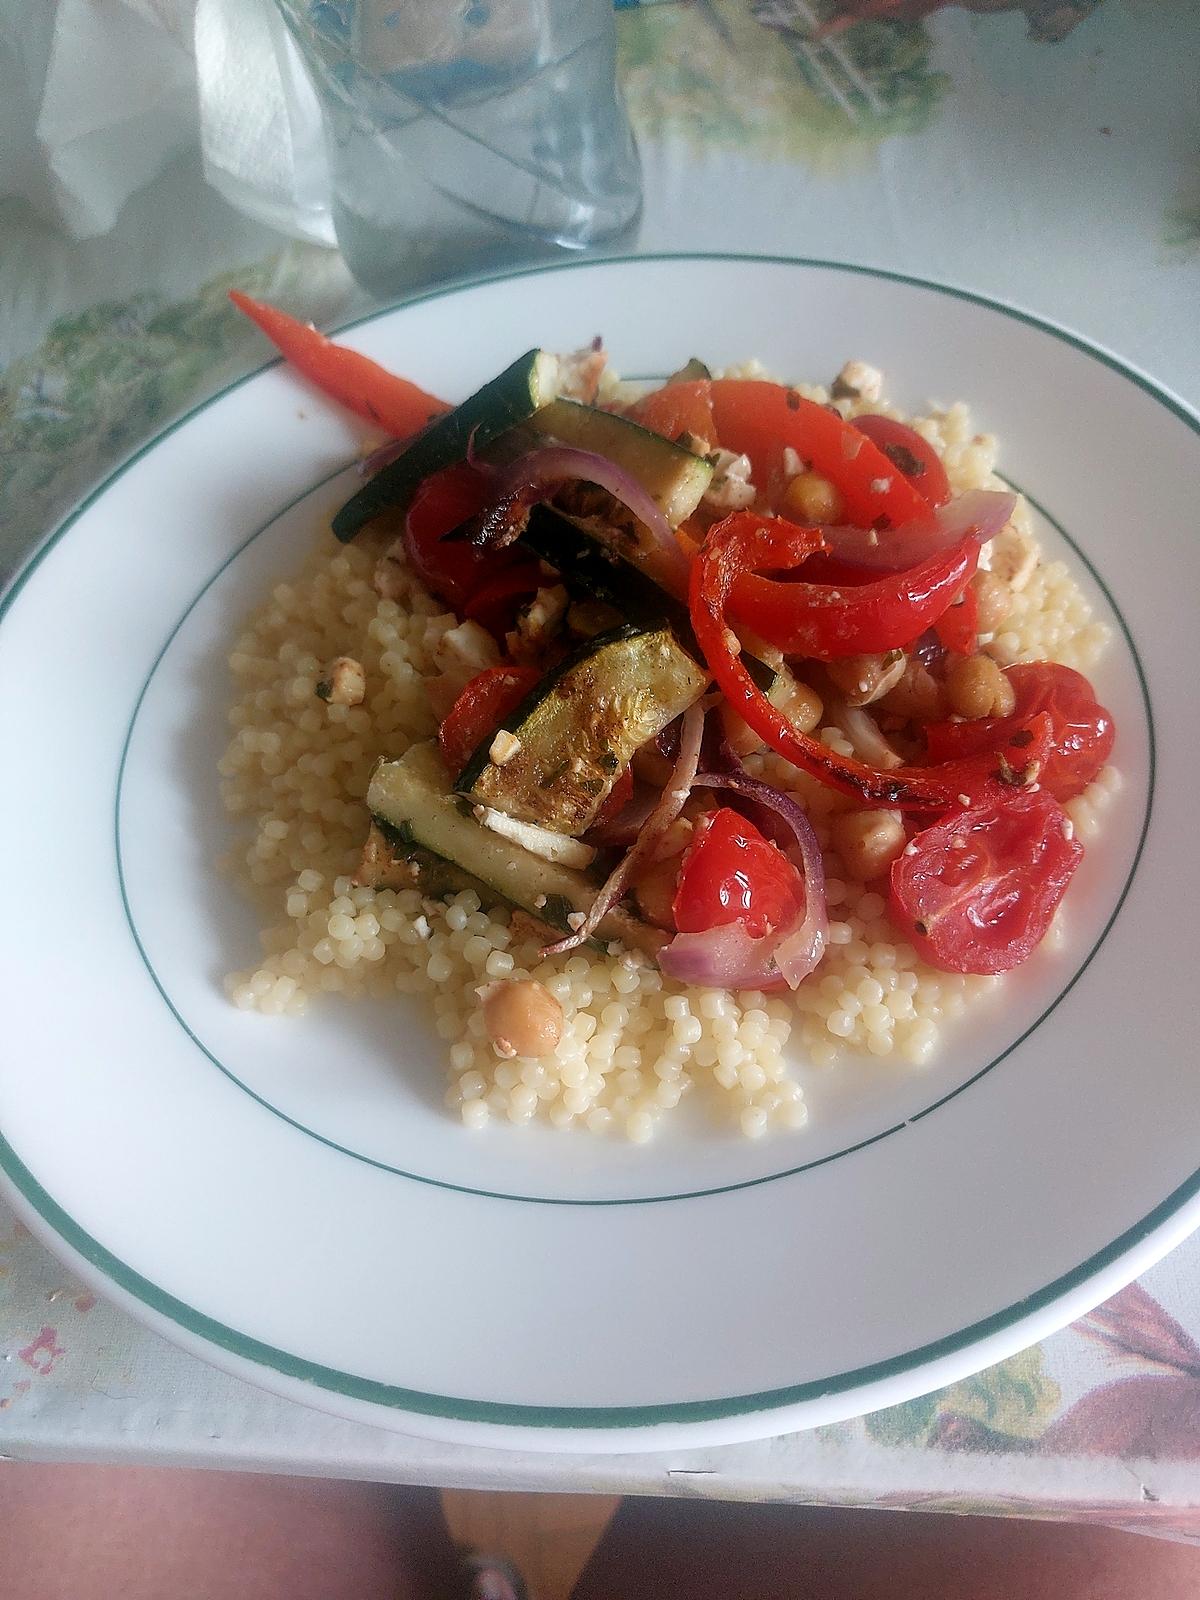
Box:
[220,356,1115,1141]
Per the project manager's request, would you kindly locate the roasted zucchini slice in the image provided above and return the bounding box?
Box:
[366,743,663,957]
[457,625,709,835]
[333,348,559,541]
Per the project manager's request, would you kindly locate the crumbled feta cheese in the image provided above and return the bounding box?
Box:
[832,360,884,403]
[434,620,501,686]
[509,585,568,662]
[988,519,1038,592]
[554,344,607,404]
[703,449,756,511]
[475,807,597,869]
[315,656,366,706]
[781,446,806,479]
[489,729,523,766]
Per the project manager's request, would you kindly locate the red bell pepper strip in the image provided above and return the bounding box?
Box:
[691,511,1053,814]
[932,582,979,655]
[709,380,933,528]
[229,291,450,439]
[723,512,983,661]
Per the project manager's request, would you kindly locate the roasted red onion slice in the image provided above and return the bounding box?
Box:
[474,445,692,589]
[818,489,1015,573]
[659,771,827,991]
[541,702,706,958]
[584,784,659,850]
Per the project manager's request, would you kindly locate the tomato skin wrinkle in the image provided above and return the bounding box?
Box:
[889,791,1083,974]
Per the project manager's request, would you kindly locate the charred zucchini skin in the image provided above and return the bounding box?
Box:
[518,506,697,642]
[456,625,709,835]
[366,743,663,956]
[333,348,556,541]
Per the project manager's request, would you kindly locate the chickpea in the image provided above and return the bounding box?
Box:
[879,659,943,723]
[970,569,1011,635]
[482,979,563,1059]
[772,671,824,734]
[944,653,1017,720]
[825,651,906,707]
[720,701,765,757]
[830,809,907,882]
[781,470,844,525]
[634,855,682,930]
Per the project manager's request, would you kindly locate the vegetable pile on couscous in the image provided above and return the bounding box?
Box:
[220,295,1117,1142]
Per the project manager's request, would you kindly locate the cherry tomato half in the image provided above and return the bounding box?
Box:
[673,807,806,939]
[438,664,540,775]
[924,662,1115,802]
[852,414,952,507]
[889,790,1083,974]
[404,462,529,613]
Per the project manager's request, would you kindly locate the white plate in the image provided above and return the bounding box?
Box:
[0,255,1194,1453]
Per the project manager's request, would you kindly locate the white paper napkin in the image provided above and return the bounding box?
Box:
[3,0,334,244]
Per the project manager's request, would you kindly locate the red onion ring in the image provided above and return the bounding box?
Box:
[474,445,693,594]
[659,771,827,991]
[818,489,1015,573]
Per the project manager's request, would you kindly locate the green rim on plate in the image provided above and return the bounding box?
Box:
[0,252,1194,1430]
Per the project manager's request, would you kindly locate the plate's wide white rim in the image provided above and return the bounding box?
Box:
[2,251,1197,1453]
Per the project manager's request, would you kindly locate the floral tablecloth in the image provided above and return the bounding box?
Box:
[3,0,1200,1533]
